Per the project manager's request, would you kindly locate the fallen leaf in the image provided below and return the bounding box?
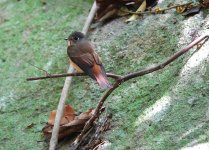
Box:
[176,5,187,13]
[126,0,146,23]
[77,108,95,120]
[42,106,95,141]
[48,105,75,125]
[95,0,158,23]
[63,108,95,127]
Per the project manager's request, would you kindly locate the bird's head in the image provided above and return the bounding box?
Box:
[65,31,85,46]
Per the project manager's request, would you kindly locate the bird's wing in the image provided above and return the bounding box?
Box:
[77,41,102,65]
[70,52,98,80]
[68,40,102,78]
[68,40,111,88]
[70,52,111,88]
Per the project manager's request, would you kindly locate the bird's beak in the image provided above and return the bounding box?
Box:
[67,40,72,46]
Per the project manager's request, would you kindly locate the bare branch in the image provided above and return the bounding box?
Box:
[26,61,50,75]
[26,72,122,81]
[122,33,209,82]
[73,81,118,146]
[71,33,209,149]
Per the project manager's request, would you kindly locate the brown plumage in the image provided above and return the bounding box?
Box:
[66,31,112,89]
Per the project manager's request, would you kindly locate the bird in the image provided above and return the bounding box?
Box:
[66,31,112,89]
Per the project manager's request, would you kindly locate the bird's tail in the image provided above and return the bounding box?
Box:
[95,74,112,89]
[92,64,112,89]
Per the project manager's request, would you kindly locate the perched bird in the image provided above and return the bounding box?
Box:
[66,31,112,89]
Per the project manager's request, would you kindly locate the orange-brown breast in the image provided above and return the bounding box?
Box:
[69,59,83,73]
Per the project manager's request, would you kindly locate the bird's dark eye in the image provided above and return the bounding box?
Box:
[74,36,79,41]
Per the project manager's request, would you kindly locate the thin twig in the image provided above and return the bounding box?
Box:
[161,2,193,11]
[122,34,209,81]
[49,2,98,150]
[26,72,122,81]
[26,61,50,75]
[72,82,118,146]
[71,33,209,149]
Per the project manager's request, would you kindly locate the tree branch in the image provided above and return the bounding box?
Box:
[71,33,209,149]
[27,33,208,83]
[26,72,122,81]
[122,33,209,82]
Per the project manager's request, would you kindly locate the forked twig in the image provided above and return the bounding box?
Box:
[70,33,209,149]
[27,72,122,81]
[27,11,208,149]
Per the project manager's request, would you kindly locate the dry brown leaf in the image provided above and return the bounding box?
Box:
[48,111,56,125]
[48,105,75,125]
[63,108,95,127]
[43,107,95,141]
[63,118,88,127]
[176,6,187,13]
[95,0,158,22]
[78,108,95,120]
[126,0,146,22]
[96,0,140,17]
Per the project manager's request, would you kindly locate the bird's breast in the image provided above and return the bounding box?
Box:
[69,59,83,73]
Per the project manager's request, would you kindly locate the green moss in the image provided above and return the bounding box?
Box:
[140,72,209,150]
[1,0,208,149]
[0,0,91,149]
